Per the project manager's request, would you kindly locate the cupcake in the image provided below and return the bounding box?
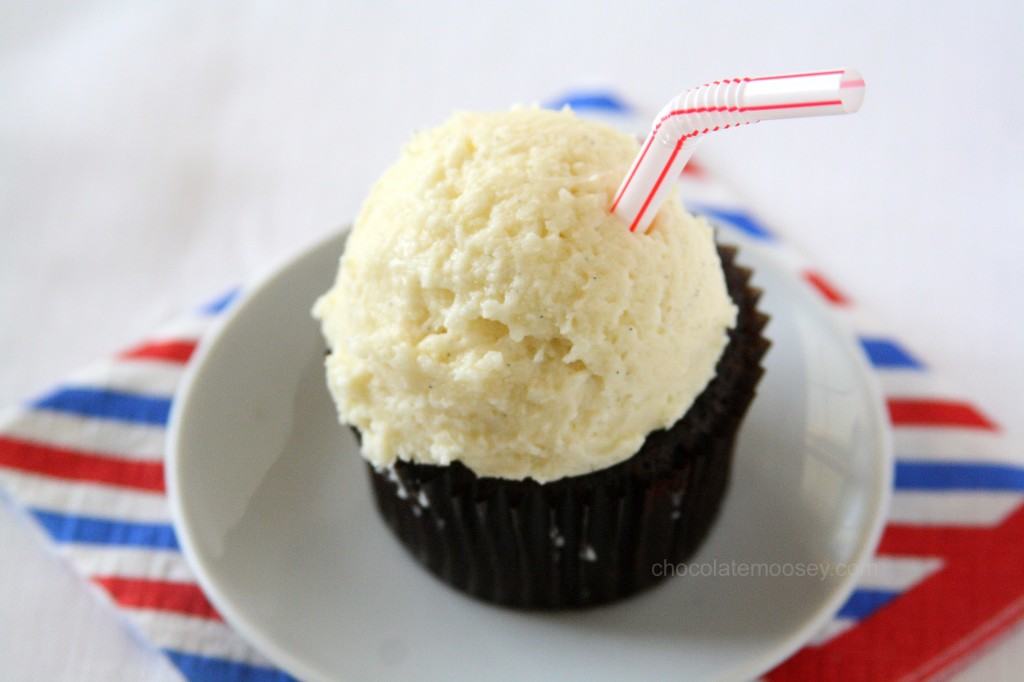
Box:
[313,108,768,609]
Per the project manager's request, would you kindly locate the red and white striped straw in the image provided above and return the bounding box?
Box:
[611,68,866,233]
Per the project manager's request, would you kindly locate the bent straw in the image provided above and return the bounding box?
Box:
[612,68,865,233]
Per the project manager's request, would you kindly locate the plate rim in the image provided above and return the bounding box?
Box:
[166,228,354,681]
[166,227,892,682]
[716,237,894,680]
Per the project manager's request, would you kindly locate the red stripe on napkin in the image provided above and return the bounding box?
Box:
[767,504,1024,680]
[803,270,849,305]
[0,436,165,492]
[888,399,999,431]
[119,340,197,364]
[93,576,221,620]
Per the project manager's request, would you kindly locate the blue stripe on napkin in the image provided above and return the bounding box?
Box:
[165,650,297,682]
[31,388,172,426]
[30,509,179,549]
[689,204,775,240]
[859,337,924,369]
[895,461,1024,492]
[199,288,240,315]
[544,91,632,113]
[837,588,899,620]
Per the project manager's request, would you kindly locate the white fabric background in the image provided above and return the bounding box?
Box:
[1,2,1022,679]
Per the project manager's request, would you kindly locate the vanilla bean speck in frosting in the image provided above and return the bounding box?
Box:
[313,108,737,482]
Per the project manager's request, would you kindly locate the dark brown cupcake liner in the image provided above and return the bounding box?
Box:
[362,243,770,609]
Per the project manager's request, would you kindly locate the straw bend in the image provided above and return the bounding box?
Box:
[612,68,865,233]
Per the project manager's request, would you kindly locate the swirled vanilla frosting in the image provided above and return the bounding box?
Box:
[313,108,737,482]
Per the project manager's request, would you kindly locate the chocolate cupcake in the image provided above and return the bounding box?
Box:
[314,108,768,609]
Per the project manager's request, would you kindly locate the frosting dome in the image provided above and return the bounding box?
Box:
[313,108,737,482]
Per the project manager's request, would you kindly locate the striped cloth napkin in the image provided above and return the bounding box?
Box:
[1,91,1022,682]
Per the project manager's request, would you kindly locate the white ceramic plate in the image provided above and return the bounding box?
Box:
[167,228,891,682]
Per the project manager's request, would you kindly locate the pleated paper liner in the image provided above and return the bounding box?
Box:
[364,243,770,609]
